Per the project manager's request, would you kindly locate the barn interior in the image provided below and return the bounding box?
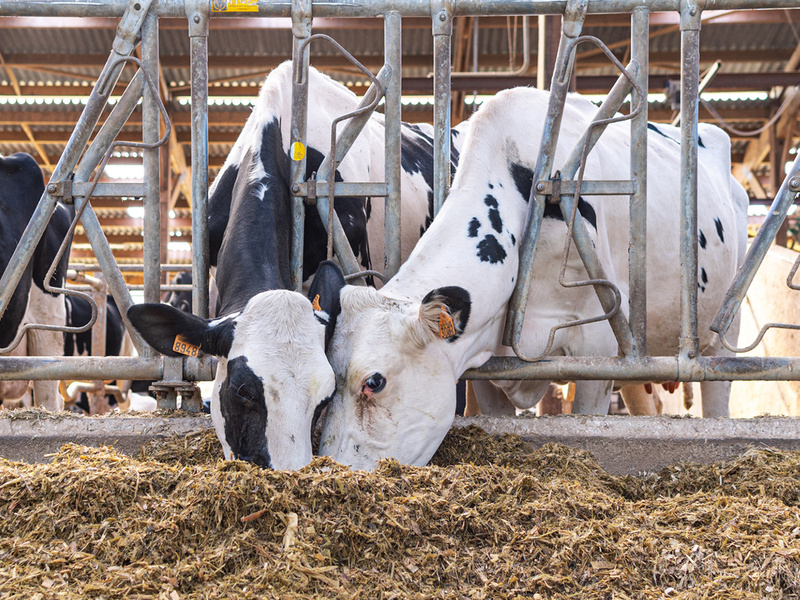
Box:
[1,9,799,283]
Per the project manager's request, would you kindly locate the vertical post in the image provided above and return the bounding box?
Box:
[142,10,161,308]
[431,0,453,216]
[384,11,402,278]
[290,0,312,291]
[160,137,171,270]
[88,277,109,415]
[679,0,701,363]
[186,0,209,318]
[629,7,649,357]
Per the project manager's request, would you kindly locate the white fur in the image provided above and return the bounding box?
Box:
[321,87,748,469]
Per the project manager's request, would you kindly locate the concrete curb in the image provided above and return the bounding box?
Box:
[2,414,800,475]
[457,415,800,474]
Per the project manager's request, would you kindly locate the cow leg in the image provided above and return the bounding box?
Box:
[571,380,614,415]
[0,331,32,403]
[618,384,662,415]
[468,380,516,416]
[699,380,730,418]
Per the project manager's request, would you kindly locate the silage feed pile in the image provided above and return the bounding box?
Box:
[0,426,798,599]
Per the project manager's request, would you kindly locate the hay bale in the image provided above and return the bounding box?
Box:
[0,425,798,598]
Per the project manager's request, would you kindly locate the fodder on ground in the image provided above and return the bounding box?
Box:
[0,424,798,599]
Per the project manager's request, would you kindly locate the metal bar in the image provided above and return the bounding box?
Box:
[536,180,635,196]
[502,0,587,353]
[0,0,151,324]
[679,0,702,366]
[431,0,452,215]
[73,182,146,197]
[465,355,800,382]
[3,1,800,19]
[142,9,161,306]
[630,7,649,358]
[296,182,389,198]
[69,264,195,272]
[383,12,401,278]
[186,0,209,318]
[0,356,163,381]
[290,0,311,291]
[712,158,800,337]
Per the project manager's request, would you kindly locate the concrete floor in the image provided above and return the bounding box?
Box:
[2,412,800,475]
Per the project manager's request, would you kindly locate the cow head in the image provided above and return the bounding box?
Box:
[319,283,475,470]
[128,265,345,470]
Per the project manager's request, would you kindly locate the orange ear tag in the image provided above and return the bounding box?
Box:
[438,308,456,339]
[172,334,201,357]
[311,294,322,312]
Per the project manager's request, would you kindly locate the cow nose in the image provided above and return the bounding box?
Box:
[236,452,272,469]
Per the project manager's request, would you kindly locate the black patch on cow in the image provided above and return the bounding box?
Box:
[208,163,239,267]
[701,268,708,286]
[484,196,503,233]
[0,154,44,347]
[421,285,471,342]
[510,164,597,229]
[64,294,125,358]
[307,260,345,350]
[365,197,372,221]
[714,217,725,243]
[698,136,705,148]
[510,233,516,246]
[220,356,271,468]
[699,229,707,249]
[510,163,533,203]
[648,122,678,144]
[477,235,507,264]
[468,217,481,238]
[488,182,494,190]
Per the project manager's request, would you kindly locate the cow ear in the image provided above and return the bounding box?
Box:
[418,286,471,343]
[308,260,345,349]
[127,303,236,358]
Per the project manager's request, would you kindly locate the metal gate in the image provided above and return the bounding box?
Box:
[0,0,799,412]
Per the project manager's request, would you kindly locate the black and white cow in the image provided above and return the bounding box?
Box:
[318,86,749,469]
[0,153,73,411]
[127,62,465,469]
[164,271,221,319]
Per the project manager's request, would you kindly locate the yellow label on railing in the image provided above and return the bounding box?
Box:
[291,142,306,161]
[212,0,258,13]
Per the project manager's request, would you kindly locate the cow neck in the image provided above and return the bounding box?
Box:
[215,117,293,316]
[381,174,528,377]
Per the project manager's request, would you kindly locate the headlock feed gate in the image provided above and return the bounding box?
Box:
[0,0,799,414]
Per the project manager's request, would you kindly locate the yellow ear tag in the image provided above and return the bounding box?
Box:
[311,294,322,312]
[438,308,456,339]
[291,142,306,161]
[172,334,200,357]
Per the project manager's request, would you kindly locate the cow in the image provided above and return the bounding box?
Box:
[317,86,749,469]
[164,271,221,319]
[0,153,73,411]
[127,62,465,469]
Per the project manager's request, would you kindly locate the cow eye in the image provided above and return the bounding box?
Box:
[364,373,386,394]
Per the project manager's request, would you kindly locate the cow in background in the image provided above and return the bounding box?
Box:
[318,86,749,469]
[128,62,466,469]
[0,153,73,411]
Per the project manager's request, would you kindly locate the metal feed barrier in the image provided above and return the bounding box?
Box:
[1,0,800,414]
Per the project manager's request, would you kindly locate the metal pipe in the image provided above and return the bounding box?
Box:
[290,0,311,291]
[0,356,163,381]
[384,11,403,278]
[4,1,800,19]
[142,10,162,306]
[679,0,702,364]
[629,7,649,357]
[186,0,209,318]
[464,355,800,382]
[431,1,452,215]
